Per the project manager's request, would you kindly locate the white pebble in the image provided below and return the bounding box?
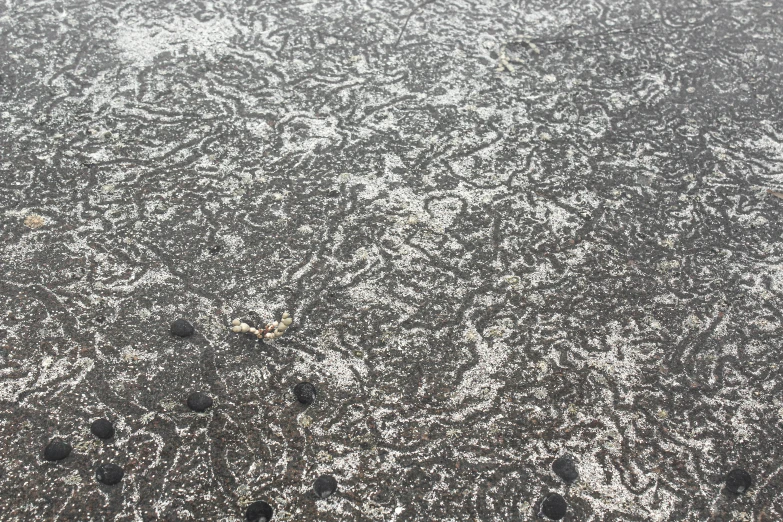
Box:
[240,323,250,333]
[231,319,241,326]
[282,311,290,319]
[249,328,257,334]
[282,317,293,326]
[265,333,274,339]
[231,325,242,333]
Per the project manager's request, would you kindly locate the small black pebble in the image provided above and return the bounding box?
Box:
[187,391,213,412]
[171,318,195,337]
[246,500,274,522]
[541,493,567,520]
[552,455,579,483]
[313,474,338,499]
[44,439,71,461]
[293,382,317,405]
[96,463,124,485]
[90,418,114,439]
[725,469,752,494]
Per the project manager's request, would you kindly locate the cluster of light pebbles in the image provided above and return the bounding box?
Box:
[231,311,293,340]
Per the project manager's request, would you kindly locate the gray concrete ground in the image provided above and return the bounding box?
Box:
[1,0,783,520]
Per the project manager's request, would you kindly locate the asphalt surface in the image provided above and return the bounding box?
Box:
[1,0,783,520]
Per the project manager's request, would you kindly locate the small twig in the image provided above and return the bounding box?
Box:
[767,189,783,200]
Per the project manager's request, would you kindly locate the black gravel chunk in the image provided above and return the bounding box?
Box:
[725,469,752,494]
[541,493,567,520]
[171,318,195,337]
[552,455,579,483]
[43,439,71,461]
[246,500,274,522]
[187,391,213,412]
[293,382,317,405]
[96,463,124,485]
[313,474,338,499]
[90,418,115,439]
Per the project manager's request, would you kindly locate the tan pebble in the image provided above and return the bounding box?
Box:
[23,214,45,229]
[240,323,250,333]
[282,317,293,326]
[231,325,242,333]
[231,319,241,326]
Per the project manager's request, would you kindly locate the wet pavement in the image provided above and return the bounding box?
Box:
[1,0,783,520]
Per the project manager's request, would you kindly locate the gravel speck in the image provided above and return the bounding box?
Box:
[313,474,338,499]
[293,382,317,405]
[96,463,124,485]
[43,439,71,461]
[552,455,579,483]
[171,318,195,337]
[245,500,274,521]
[90,418,115,439]
[187,391,214,412]
[725,469,752,494]
[540,493,567,520]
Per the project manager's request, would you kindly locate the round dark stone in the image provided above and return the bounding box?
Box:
[171,318,195,337]
[313,474,338,499]
[293,382,317,405]
[725,469,752,494]
[43,439,71,461]
[90,418,115,439]
[552,455,579,483]
[96,463,124,485]
[187,391,213,412]
[541,493,567,520]
[246,500,274,522]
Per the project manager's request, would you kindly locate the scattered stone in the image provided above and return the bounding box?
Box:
[540,493,567,520]
[313,474,338,499]
[294,382,317,405]
[95,463,124,485]
[187,391,213,412]
[44,439,71,461]
[90,419,115,440]
[246,500,274,522]
[552,455,579,483]
[171,319,195,337]
[725,469,752,494]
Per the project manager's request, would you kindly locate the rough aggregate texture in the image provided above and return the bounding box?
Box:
[1,0,783,520]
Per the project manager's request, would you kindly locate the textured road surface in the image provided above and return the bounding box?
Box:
[2,0,783,520]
